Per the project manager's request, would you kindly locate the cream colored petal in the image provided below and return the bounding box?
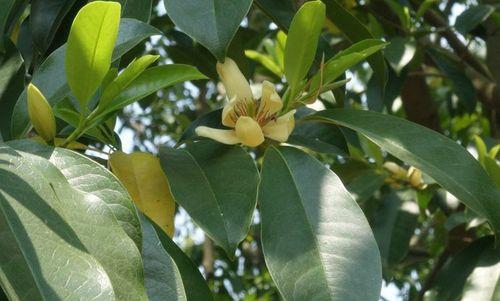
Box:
[217,57,253,103]
[262,110,296,142]
[235,116,265,147]
[195,126,240,145]
[222,97,238,127]
[259,81,282,116]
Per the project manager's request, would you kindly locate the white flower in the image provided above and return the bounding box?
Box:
[196,58,295,147]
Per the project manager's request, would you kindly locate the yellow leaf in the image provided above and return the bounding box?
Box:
[109,151,175,237]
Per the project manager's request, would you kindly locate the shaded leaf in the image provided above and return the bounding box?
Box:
[372,191,419,269]
[30,0,77,53]
[428,48,477,113]
[455,5,495,35]
[139,214,187,301]
[322,0,387,88]
[163,0,252,61]
[159,140,259,256]
[309,109,500,236]
[384,37,416,75]
[0,38,24,141]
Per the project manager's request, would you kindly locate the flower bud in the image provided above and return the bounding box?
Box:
[27,83,56,142]
[216,58,253,103]
[383,161,407,179]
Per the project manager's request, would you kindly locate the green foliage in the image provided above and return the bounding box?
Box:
[284,0,325,97]
[310,109,500,236]
[162,0,253,61]
[259,146,382,300]
[65,1,121,110]
[0,0,499,300]
[159,140,259,256]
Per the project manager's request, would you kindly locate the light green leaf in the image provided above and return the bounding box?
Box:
[66,1,121,109]
[162,0,252,61]
[99,54,159,109]
[159,140,259,256]
[309,109,500,236]
[1,142,147,300]
[484,157,500,187]
[11,18,161,138]
[245,50,283,78]
[284,0,325,94]
[259,146,382,301]
[99,64,207,116]
[310,39,387,91]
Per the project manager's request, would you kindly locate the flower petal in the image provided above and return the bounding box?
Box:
[262,110,296,142]
[235,116,265,147]
[259,81,282,116]
[217,57,253,103]
[195,126,240,145]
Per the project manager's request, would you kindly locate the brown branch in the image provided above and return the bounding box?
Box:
[411,1,492,79]
[202,237,215,280]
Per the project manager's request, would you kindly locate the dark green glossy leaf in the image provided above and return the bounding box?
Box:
[253,0,294,30]
[309,109,500,236]
[0,38,24,141]
[455,5,495,35]
[345,169,386,204]
[30,0,77,53]
[159,140,259,256]
[0,0,26,51]
[148,215,215,301]
[117,0,152,23]
[259,146,382,301]
[372,191,419,269]
[322,0,387,88]
[384,37,416,75]
[163,0,252,61]
[178,109,224,145]
[428,48,477,113]
[11,18,161,138]
[0,142,147,300]
[289,109,348,155]
[139,214,187,301]
[9,139,142,248]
